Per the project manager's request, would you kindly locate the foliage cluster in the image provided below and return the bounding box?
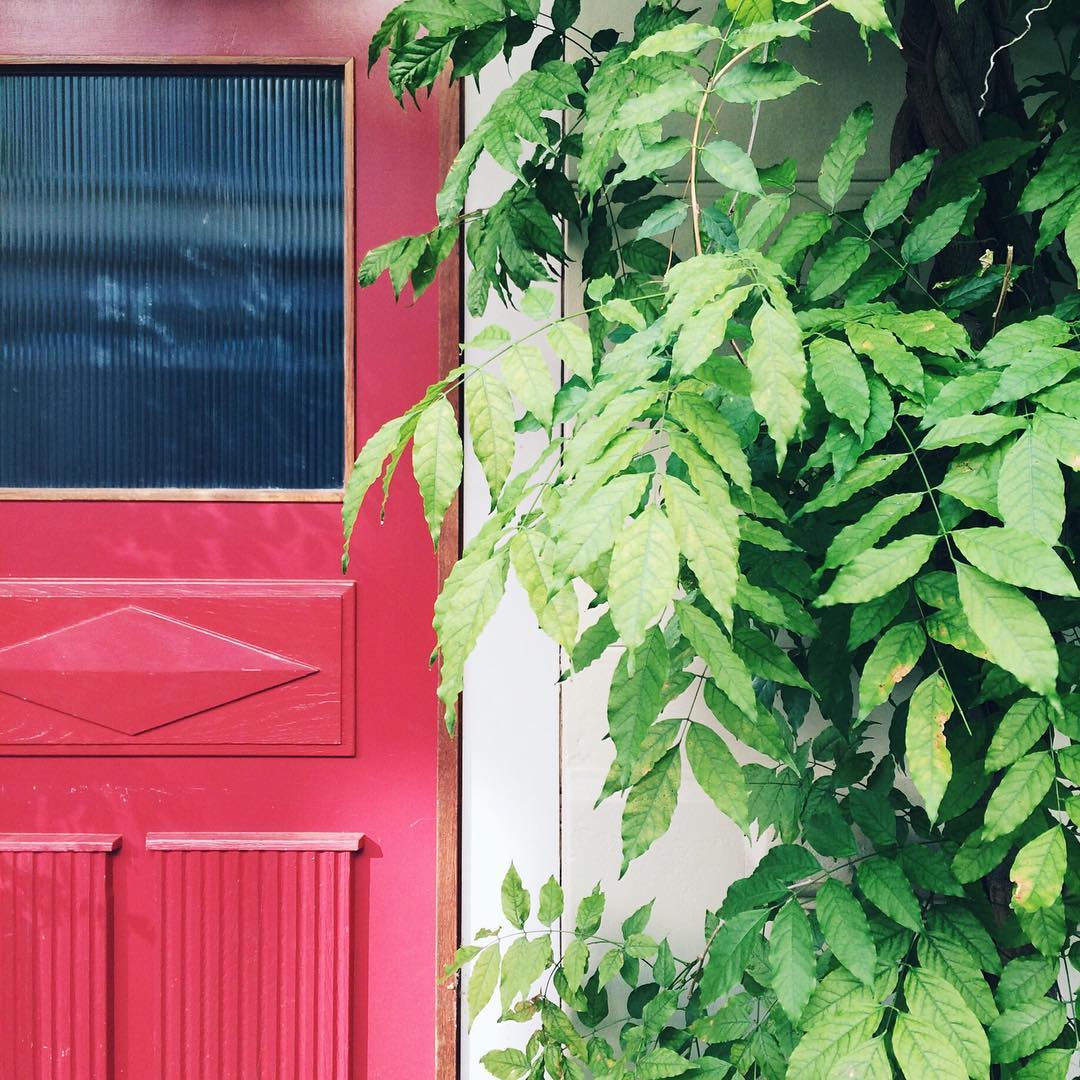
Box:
[348,0,1080,1075]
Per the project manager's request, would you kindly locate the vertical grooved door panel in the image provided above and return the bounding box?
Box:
[0,837,118,1079]
[153,835,357,1080]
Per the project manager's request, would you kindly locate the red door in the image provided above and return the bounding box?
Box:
[0,3,453,1077]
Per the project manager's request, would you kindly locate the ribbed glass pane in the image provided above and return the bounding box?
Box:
[0,66,345,490]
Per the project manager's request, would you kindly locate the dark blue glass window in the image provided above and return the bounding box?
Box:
[0,66,346,490]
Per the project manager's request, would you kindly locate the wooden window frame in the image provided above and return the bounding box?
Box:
[0,55,356,503]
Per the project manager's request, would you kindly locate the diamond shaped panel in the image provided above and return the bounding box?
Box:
[0,606,318,734]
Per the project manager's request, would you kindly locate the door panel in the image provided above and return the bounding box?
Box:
[0,2,450,1077]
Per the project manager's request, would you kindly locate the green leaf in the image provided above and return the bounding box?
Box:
[465,371,516,501]
[747,299,806,467]
[637,199,689,241]
[832,0,896,40]
[769,898,816,1022]
[677,603,756,719]
[413,397,463,547]
[499,934,553,1011]
[770,211,832,273]
[502,343,554,430]
[637,1047,695,1079]
[1018,129,1080,213]
[670,286,754,379]
[847,325,924,398]
[575,884,604,937]
[599,298,646,331]
[988,1000,1068,1064]
[863,149,937,233]
[997,430,1065,545]
[997,957,1058,1012]
[1033,409,1080,469]
[1010,825,1065,912]
[1014,1049,1073,1079]
[906,967,990,1078]
[825,493,923,570]
[1017,897,1065,958]
[714,61,812,104]
[342,414,409,565]
[856,856,923,932]
[810,337,870,436]
[537,876,564,927]
[818,534,938,607]
[803,452,908,514]
[873,310,969,355]
[1065,203,1080,284]
[686,722,749,829]
[479,1048,530,1080]
[561,937,588,994]
[982,752,1055,842]
[816,879,876,986]
[607,628,668,772]
[901,194,977,264]
[547,321,594,385]
[615,75,700,128]
[664,474,739,629]
[905,672,954,823]
[818,102,873,209]
[501,863,530,929]
[917,929,998,1024]
[562,385,662,478]
[553,472,650,577]
[985,697,1052,771]
[700,139,763,195]
[952,527,1079,598]
[956,563,1058,697]
[921,413,1026,451]
[629,22,722,58]
[924,372,999,427]
[892,1012,968,1080]
[989,347,1078,406]
[978,315,1072,366]
[699,909,769,1004]
[724,0,773,24]
[467,942,501,1028]
[858,622,926,719]
[806,237,872,301]
[621,747,681,873]
[608,504,679,653]
[433,545,510,722]
[667,394,751,492]
[734,625,812,690]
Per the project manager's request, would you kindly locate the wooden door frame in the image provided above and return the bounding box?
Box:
[435,77,464,1080]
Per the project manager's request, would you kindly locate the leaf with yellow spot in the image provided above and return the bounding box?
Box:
[1010,825,1065,912]
[905,672,953,823]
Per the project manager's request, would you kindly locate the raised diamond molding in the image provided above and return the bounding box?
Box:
[0,606,319,734]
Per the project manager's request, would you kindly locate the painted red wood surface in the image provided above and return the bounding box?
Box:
[0,2,447,1076]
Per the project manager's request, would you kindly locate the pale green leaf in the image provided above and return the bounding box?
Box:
[609,505,679,652]
[413,397,463,547]
[988,1000,1067,1064]
[802,452,908,514]
[952,526,1079,598]
[700,909,770,1004]
[465,371,516,500]
[537,876,564,926]
[858,622,926,719]
[809,337,871,435]
[832,0,897,40]
[1033,409,1080,469]
[905,672,954,823]
[989,346,1078,406]
[502,343,554,429]
[467,942,501,1028]
[615,75,700,128]
[816,879,876,986]
[819,102,873,209]
[677,602,756,719]
[872,310,969,355]
[996,957,1059,1010]
[978,315,1072,366]
[561,385,662,478]
[561,937,588,994]
[621,747,681,872]
[739,192,791,249]
[770,211,831,273]
[629,22,722,58]
[985,697,1052,772]
[342,413,408,563]
[701,139,763,195]
[956,563,1058,697]
[863,149,937,233]
[905,968,991,1079]
[671,286,753,379]
[724,0,773,25]
[667,394,752,492]
[637,199,689,241]
[599,298,647,330]
[818,534,938,607]
[1011,825,1065,912]
[664,474,739,628]
[924,372,999,427]
[501,863,530,929]
[519,284,554,319]
[480,1048,529,1080]
[499,934,552,1011]
[714,61,812,104]
[847,324,925,398]
[982,752,1055,842]
[769,898,816,1022]
[856,856,922,932]
[901,194,977,264]
[806,236,872,301]
[922,414,1028,451]
[892,1012,967,1080]
[917,930,998,1024]
[637,1047,695,1079]
[607,627,668,771]
[997,430,1065,544]
[552,473,650,577]
[747,299,806,466]
[824,492,923,569]
[510,532,578,652]
[1014,1048,1073,1079]
[686,721,749,828]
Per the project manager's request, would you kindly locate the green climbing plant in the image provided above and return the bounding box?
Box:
[348,0,1080,1075]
